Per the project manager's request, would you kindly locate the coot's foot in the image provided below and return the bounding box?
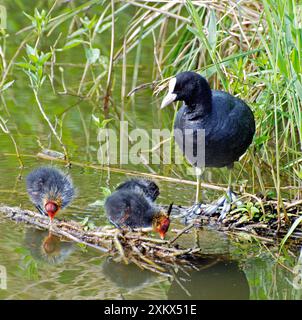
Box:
[182,203,207,224]
[204,189,240,221]
[182,189,241,224]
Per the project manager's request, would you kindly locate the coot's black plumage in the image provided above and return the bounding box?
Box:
[26,167,75,220]
[116,178,159,202]
[161,71,255,219]
[104,179,171,239]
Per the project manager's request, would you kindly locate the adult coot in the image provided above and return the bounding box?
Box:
[161,71,255,221]
[104,179,172,239]
[26,167,75,221]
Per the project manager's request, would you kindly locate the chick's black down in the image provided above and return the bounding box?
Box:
[104,190,158,229]
[26,167,75,208]
[116,178,159,202]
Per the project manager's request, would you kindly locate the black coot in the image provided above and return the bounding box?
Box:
[104,179,171,239]
[160,71,255,221]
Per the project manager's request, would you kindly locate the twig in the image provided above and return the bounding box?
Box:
[169,223,195,244]
[33,90,69,163]
[113,232,128,264]
[103,0,115,117]
[127,81,157,97]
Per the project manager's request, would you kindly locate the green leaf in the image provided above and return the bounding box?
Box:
[80,216,89,226]
[26,44,36,57]
[250,206,260,217]
[91,114,100,124]
[16,62,37,72]
[15,247,30,255]
[237,215,249,224]
[88,222,96,230]
[254,135,269,146]
[291,48,300,75]
[277,51,288,76]
[0,80,15,92]
[100,118,113,128]
[85,47,100,64]
[28,54,39,64]
[67,28,86,39]
[280,216,302,251]
[97,22,112,34]
[24,69,38,86]
[23,11,35,22]
[294,77,302,101]
[100,187,111,197]
[208,9,217,49]
[59,39,83,51]
[230,207,249,214]
[38,52,52,65]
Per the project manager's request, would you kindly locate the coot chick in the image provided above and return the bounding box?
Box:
[26,167,75,221]
[104,179,172,239]
[116,178,160,202]
[161,71,255,221]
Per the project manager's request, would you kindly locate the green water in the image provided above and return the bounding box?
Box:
[0,1,301,300]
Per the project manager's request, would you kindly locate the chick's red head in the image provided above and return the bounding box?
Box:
[154,214,170,240]
[45,201,59,220]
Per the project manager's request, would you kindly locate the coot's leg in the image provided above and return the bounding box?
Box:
[195,167,202,203]
[181,169,238,224]
[181,168,207,223]
[203,194,227,217]
[217,187,236,221]
[204,170,240,220]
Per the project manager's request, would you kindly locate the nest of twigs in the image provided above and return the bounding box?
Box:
[0,205,201,277]
[169,194,302,245]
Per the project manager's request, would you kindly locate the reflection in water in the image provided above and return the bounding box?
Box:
[102,254,249,300]
[24,229,74,265]
[102,257,156,290]
[195,227,230,255]
[168,257,250,300]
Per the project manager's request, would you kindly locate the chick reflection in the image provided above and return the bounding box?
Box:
[25,229,74,265]
[168,257,250,300]
[102,257,156,289]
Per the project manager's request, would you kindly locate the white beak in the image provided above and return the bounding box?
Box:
[160,92,177,109]
[160,77,177,109]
